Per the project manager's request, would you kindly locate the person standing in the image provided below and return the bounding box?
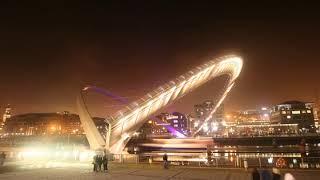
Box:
[0,152,6,166]
[92,154,98,172]
[163,153,168,169]
[97,155,103,172]
[252,168,260,180]
[103,153,108,172]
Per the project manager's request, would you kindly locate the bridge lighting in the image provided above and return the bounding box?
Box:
[77,55,243,153]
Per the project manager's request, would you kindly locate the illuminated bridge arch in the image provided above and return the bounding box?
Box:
[77,55,243,154]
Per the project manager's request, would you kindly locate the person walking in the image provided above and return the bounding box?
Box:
[102,153,108,172]
[163,153,168,169]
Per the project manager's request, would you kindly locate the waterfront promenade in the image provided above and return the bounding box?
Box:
[1,161,320,180]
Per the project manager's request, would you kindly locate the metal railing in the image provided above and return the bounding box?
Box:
[108,153,320,169]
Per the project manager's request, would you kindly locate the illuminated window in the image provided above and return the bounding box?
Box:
[302,110,306,114]
[173,120,178,123]
[174,124,178,127]
[281,111,286,114]
[292,111,300,114]
[287,115,291,119]
[307,110,312,113]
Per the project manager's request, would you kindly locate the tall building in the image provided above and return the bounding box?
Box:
[193,100,225,135]
[2,104,11,124]
[166,112,188,135]
[270,101,316,133]
[194,100,214,118]
[314,106,319,129]
[314,90,320,129]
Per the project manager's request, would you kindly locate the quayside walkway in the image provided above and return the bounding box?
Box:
[0,162,319,180]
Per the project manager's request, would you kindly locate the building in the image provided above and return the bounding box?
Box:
[2,112,107,137]
[224,107,304,137]
[163,112,189,135]
[93,117,109,140]
[138,112,190,138]
[138,118,170,138]
[194,100,214,118]
[2,104,11,125]
[271,101,316,133]
[237,107,271,125]
[315,106,319,129]
[3,112,82,136]
[193,100,225,135]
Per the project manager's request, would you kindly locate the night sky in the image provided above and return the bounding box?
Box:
[0,2,319,116]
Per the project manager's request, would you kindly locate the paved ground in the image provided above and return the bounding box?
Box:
[0,161,320,180]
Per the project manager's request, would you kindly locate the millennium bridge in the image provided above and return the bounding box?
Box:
[77,55,243,154]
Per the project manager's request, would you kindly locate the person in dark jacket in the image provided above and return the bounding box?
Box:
[97,155,103,171]
[92,154,98,172]
[252,168,260,180]
[102,153,108,172]
[163,153,168,169]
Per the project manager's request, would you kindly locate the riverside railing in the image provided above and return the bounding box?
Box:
[109,152,320,169]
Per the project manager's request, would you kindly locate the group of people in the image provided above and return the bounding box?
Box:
[93,153,108,172]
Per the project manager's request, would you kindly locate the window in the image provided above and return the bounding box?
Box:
[302,110,306,114]
[292,111,300,114]
[174,124,178,127]
[281,111,286,114]
[173,120,178,123]
[287,115,291,119]
[307,110,312,113]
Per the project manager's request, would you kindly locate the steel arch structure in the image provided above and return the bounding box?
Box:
[77,55,243,154]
